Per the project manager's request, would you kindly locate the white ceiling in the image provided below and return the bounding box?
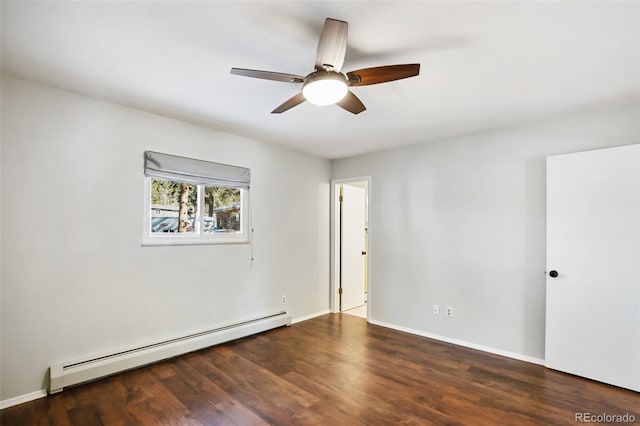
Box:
[1,1,638,159]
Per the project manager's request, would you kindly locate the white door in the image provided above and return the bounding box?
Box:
[341,184,366,312]
[546,144,640,392]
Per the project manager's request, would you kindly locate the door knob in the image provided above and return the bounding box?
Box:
[361,251,367,255]
[549,270,559,278]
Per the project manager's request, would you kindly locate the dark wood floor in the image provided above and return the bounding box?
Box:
[2,314,639,425]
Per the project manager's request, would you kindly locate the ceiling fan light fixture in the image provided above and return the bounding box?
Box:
[302,72,348,106]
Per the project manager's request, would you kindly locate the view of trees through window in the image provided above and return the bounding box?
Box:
[150,178,241,234]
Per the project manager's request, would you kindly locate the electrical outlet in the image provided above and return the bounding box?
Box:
[281,295,287,304]
[433,305,440,315]
[446,306,453,317]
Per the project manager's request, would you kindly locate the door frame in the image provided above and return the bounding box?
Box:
[330,177,371,318]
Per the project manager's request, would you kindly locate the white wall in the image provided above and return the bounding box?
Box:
[332,98,640,360]
[0,76,331,401]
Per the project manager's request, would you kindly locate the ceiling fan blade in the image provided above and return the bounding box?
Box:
[272,93,306,114]
[337,91,366,114]
[230,68,305,83]
[347,64,420,87]
[315,18,348,72]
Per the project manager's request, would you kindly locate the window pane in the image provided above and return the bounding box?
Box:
[150,178,197,233]
[203,187,241,233]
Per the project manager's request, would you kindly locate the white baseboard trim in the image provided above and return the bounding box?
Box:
[0,389,48,410]
[291,309,331,325]
[368,319,545,366]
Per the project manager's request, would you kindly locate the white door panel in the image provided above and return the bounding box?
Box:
[341,185,366,312]
[546,144,639,392]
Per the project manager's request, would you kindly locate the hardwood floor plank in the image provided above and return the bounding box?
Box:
[124,368,194,425]
[45,394,74,426]
[191,348,319,424]
[213,400,271,426]
[84,376,140,426]
[157,358,238,425]
[2,313,638,425]
[66,403,104,426]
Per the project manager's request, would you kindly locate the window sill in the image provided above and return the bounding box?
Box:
[142,236,250,246]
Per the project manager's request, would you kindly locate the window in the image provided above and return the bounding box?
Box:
[143,151,250,245]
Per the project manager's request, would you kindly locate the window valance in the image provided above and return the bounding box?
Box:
[144,151,250,190]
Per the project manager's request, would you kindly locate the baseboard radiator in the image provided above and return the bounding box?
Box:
[49,311,290,394]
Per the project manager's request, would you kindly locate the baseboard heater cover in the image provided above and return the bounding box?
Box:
[49,311,290,394]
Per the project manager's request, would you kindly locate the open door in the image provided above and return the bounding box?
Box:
[545,144,640,391]
[340,184,367,312]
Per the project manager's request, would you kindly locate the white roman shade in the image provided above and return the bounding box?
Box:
[144,151,250,189]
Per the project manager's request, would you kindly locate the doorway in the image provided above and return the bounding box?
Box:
[331,178,370,319]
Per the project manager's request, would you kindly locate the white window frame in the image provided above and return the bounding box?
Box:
[142,151,251,246]
[143,178,249,246]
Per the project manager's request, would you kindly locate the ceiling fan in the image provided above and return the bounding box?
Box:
[230,18,420,114]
